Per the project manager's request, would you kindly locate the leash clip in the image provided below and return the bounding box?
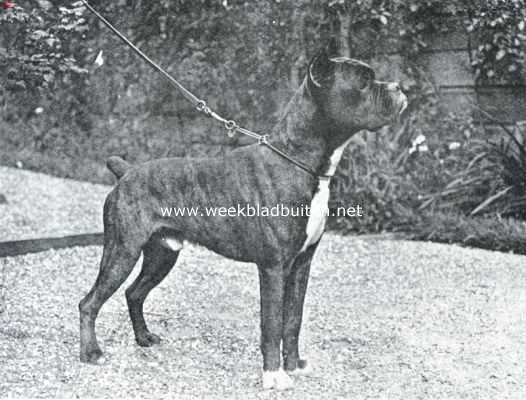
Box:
[258,135,269,145]
[196,100,210,115]
[225,120,237,137]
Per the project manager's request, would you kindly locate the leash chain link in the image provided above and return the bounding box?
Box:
[190,98,328,178]
[194,101,325,178]
[196,99,275,144]
[196,100,239,138]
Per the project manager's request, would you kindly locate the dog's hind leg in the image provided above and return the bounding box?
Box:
[282,243,319,375]
[125,237,179,347]
[79,240,141,364]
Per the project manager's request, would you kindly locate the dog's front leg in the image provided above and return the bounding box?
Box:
[257,264,293,390]
[282,244,318,375]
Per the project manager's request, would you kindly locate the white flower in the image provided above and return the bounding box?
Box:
[409,134,426,154]
[94,50,104,67]
[414,134,426,145]
[448,142,461,150]
[35,107,44,114]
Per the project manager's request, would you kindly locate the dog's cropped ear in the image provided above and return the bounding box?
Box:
[308,37,338,89]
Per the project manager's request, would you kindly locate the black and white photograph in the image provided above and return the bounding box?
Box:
[1,0,526,398]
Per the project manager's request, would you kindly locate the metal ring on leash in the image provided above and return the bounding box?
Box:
[196,100,209,114]
[258,135,269,145]
[224,120,237,130]
[225,120,237,137]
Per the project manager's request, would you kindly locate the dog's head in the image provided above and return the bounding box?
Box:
[307,40,407,133]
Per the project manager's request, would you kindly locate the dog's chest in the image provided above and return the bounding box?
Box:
[299,138,352,253]
[300,179,330,252]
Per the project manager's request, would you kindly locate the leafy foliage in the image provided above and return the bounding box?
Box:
[0,1,88,91]
[467,0,526,82]
[326,0,526,82]
[330,111,526,238]
[410,211,526,254]
[1,0,526,246]
[330,116,497,233]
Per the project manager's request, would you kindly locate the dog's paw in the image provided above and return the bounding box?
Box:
[261,368,294,391]
[288,359,313,376]
[136,331,161,347]
[80,348,107,365]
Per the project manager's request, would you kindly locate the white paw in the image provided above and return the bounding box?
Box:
[86,354,108,366]
[288,361,313,376]
[96,355,109,365]
[262,368,294,390]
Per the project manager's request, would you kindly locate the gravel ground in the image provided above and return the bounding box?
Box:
[0,166,109,240]
[1,237,526,399]
[1,167,526,399]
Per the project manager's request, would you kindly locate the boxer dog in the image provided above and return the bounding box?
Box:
[79,41,407,390]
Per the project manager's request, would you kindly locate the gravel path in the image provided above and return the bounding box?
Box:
[0,166,109,240]
[1,238,526,399]
[1,167,526,399]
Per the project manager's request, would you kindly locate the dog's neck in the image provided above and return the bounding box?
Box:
[270,78,359,178]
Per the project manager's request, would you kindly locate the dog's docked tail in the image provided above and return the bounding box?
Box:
[106,156,131,179]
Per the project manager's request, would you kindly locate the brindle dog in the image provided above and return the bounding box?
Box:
[79,42,407,390]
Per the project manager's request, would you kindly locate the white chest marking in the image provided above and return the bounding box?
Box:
[300,179,330,252]
[300,138,352,253]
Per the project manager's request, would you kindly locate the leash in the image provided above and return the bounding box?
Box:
[80,0,330,180]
